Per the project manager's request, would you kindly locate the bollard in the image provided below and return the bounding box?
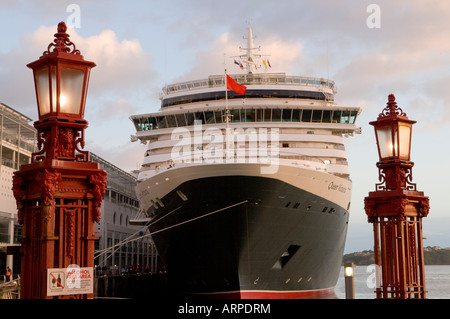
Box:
[344,262,355,299]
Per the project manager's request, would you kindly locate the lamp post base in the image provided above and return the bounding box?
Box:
[13,159,106,299]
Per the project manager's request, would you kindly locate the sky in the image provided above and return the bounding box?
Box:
[1,0,450,253]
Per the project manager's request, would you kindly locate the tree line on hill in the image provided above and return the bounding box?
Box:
[343,247,450,265]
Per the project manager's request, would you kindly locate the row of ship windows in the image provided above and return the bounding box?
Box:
[133,108,358,132]
[161,89,329,107]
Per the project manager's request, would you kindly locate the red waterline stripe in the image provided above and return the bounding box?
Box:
[200,287,335,299]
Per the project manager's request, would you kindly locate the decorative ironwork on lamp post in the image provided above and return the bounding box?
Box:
[12,22,107,299]
[364,94,430,299]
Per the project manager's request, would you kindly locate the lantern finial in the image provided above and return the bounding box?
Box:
[378,93,406,119]
[57,21,67,33]
[44,21,80,55]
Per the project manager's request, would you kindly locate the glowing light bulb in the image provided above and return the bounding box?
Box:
[345,266,354,277]
[60,94,67,107]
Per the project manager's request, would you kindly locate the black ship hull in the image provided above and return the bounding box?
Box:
[147,174,349,298]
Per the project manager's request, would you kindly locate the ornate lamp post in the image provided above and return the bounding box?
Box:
[12,22,107,299]
[364,94,430,299]
[27,21,95,162]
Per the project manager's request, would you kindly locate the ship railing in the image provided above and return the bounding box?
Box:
[162,74,336,96]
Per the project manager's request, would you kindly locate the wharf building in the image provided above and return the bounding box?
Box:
[92,154,158,274]
[0,102,158,279]
[0,103,36,278]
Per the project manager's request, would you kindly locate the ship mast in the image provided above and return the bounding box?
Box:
[246,27,255,62]
[225,70,231,160]
[239,27,261,74]
[225,27,260,159]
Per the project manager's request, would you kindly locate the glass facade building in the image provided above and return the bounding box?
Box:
[0,102,36,277]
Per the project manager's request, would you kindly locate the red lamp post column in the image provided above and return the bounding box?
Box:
[364,94,430,299]
[12,22,107,299]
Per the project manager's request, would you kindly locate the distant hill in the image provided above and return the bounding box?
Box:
[343,246,450,265]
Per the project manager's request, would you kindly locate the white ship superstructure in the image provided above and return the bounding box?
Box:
[131,28,360,213]
[129,28,361,298]
[131,73,359,177]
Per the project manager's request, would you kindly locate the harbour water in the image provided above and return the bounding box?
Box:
[334,265,450,299]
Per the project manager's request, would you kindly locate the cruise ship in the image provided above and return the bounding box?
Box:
[129,28,361,298]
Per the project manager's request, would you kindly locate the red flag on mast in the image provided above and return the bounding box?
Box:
[226,74,247,95]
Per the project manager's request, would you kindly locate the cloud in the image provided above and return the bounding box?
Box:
[175,30,304,82]
[259,36,304,74]
[89,138,144,174]
[0,23,158,172]
[330,2,450,126]
[68,28,157,97]
[0,27,48,116]
[0,23,157,107]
